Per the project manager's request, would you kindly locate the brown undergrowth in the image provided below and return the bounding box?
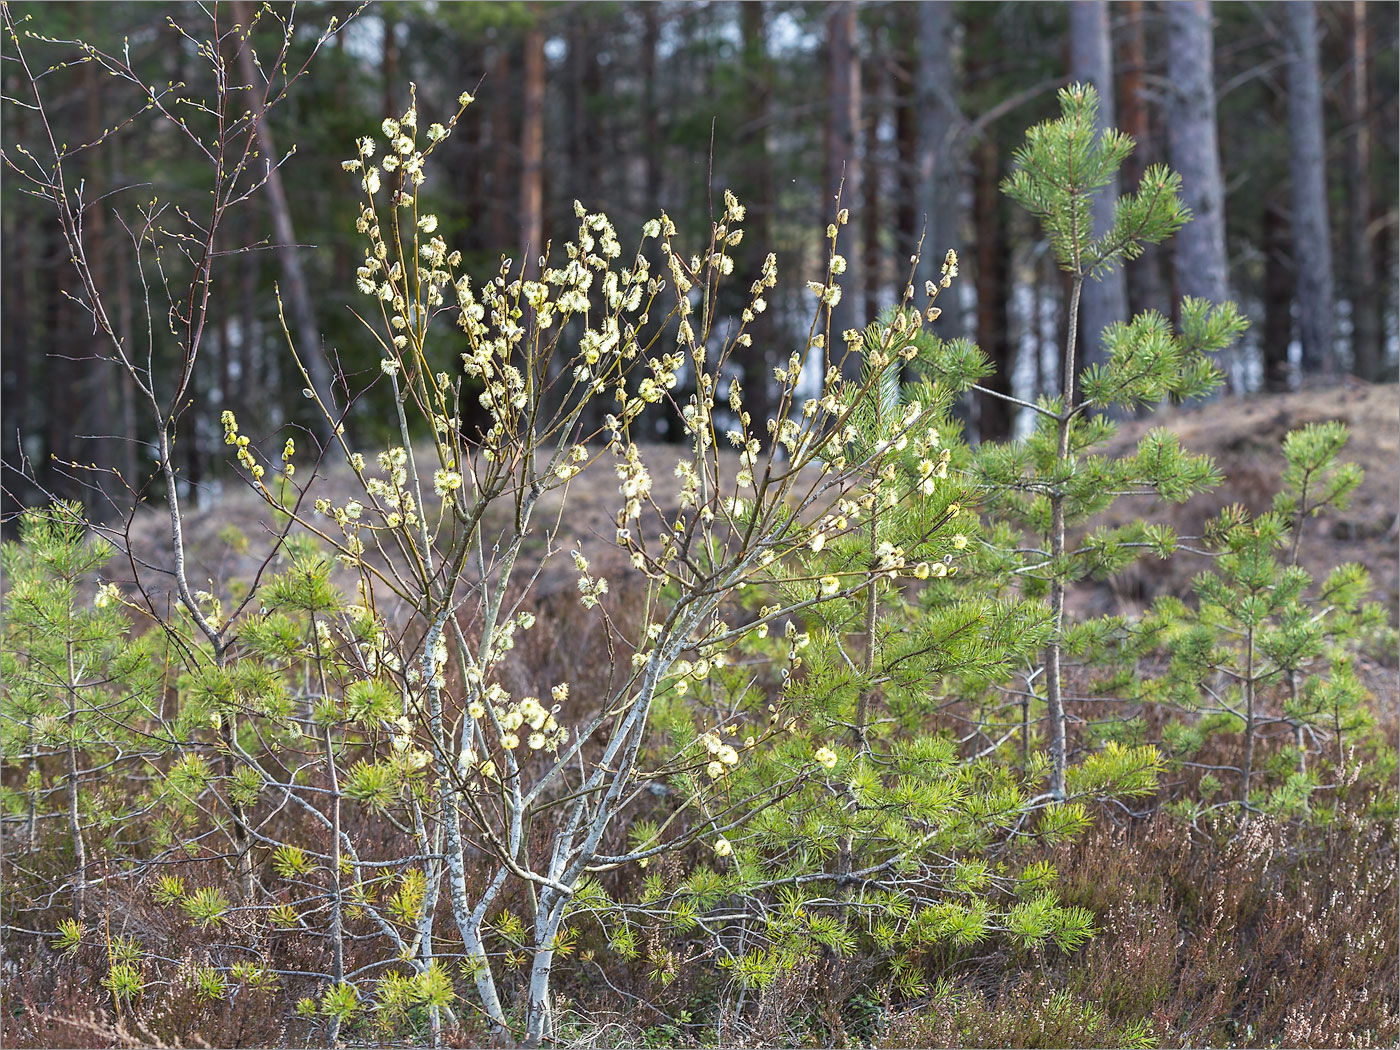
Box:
[5,389,1396,1049]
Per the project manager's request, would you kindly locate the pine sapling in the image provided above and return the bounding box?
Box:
[923,83,1246,798]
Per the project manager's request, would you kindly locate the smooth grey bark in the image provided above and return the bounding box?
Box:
[826,1,862,372]
[1165,2,1230,312]
[520,22,546,280]
[1285,0,1335,376]
[1069,0,1126,371]
[914,1,965,341]
[1345,0,1378,380]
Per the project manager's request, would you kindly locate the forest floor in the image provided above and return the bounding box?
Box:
[1075,379,1398,618]
[14,381,1399,1050]
[128,382,1399,619]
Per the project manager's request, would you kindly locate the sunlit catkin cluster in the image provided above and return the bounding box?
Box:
[302,81,974,816]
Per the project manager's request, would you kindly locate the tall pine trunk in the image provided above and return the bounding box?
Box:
[914,2,964,342]
[641,6,662,216]
[1346,0,1379,381]
[1068,1,1126,372]
[1165,3,1230,316]
[80,11,121,517]
[826,1,862,372]
[739,2,777,427]
[232,0,333,445]
[520,19,545,280]
[381,1,398,119]
[863,40,883,325]
[1285,0,1335,376]
[1116,0,1164,322]
[973,137,1014,443]
[1262,194,1294,393]
[488,44,514,254]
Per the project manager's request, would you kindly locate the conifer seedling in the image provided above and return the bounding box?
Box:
[921,83,1247,798]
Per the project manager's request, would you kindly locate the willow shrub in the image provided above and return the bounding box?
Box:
[0,84,1161,1048]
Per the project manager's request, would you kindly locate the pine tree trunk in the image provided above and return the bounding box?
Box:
[1372,216,1393,382]
[1165,2,1230,315]
[1241,628,1256,805]
[44,224,77,507]
[641,6,662,215]
[1346,0,1379,381]
[826,1,862,372]
[893,19,918,268]
[1285,0,1335,376]
[1116,0,1165,322]
[110,129,140,493]
[863,42,882,325]
[241,224,265,420]
[1069,1,1126,372]
[1,80,34,517]
[739,2,777,428]
[324,724,346,1048]
[381,1,398,119]
[488,45,514,254]
[1262,194,1294,392]
[1045,274,1085,801]
[66,638,88,921]
[567,8,600,211]
[914,2,964,341]
[973,137,1014,442]
[80,16,121,516]
[232,1,333,445]
[520,20,545,280]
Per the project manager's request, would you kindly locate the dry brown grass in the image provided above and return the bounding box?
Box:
[1070,381,1399,621]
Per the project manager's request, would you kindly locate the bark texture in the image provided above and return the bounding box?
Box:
[739,2,777,426]
[1115,0,1169,339]
[1285,0,1335,376]
[1069,0,1127,371]
[826,1,862,369]
[232,1,334,444]
[973,137,1014,443]
[914,1,965,342]
[520,21,546,279]
[1345,0,1379,380]
[1165,2,1230,313]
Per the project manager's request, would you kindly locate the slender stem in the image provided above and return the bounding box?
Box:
[214,644,253,902]
[1240,626,1256,807]
[65,636,87,921]
[1044,274,1084,800]
[324,723,345,1049]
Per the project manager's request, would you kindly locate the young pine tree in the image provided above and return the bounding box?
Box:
[1142,423,1392,816]
[632,293,1169,1001]
[922,83,1247,798]
[1,503,162,922]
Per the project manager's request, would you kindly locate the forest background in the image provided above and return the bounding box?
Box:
[2,0,1397,520]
